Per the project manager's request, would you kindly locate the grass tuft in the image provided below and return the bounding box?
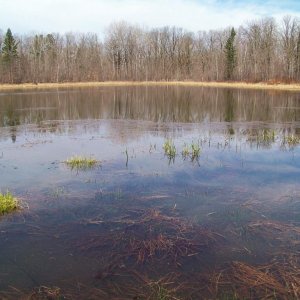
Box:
[163,139,176,160]
[65,156,99,170]
[191,142,201,160]
[181,143,190,159]
[181,142,201,161]
[286,135,300,147]
[0,191,19,215]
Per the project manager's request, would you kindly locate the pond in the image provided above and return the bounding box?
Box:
[0,86,299,299]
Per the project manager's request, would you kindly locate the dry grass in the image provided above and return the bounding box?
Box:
[247,220,300,247]
[217,257,300,300]
[78,209,216,264]
[1,81,300,91]
[0,286,67,300]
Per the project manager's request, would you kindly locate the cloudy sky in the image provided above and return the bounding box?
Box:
[0,0,300,34]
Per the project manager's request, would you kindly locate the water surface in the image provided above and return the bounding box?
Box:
[0,86,299,299]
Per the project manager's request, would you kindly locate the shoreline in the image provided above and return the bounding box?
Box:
[1,81,300,91]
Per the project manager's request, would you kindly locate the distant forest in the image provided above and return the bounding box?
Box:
[1,16,300,84]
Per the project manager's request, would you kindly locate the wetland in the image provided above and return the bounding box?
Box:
[0,85,299,299]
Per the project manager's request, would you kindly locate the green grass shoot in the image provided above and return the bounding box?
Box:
[65,156,99,170]
[163,139,176,160]
[0,191,19,215]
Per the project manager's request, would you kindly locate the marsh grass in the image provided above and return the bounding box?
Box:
[181,143,190,159]
[258,129,276,145]
[65,156,99,170]
[286,135,300,147]
[3,81,300,91]
[163,140,176,160]
[181,142,201,161]
[0,191,19,215]
[191,142,201,160]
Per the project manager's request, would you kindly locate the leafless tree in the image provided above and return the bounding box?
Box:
[1,16,300,83]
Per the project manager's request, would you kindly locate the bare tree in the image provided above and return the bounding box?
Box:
[2,16,300,84]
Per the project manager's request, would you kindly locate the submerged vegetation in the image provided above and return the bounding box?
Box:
[69,201,300,299]
[64,156,99,170]
[0,191,19,215]
[218,258,300,299]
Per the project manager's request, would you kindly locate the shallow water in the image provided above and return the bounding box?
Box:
[0,86,299,299]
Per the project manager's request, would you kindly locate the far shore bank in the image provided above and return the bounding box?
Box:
[1,81,300,92]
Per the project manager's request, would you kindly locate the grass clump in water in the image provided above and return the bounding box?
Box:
[181,143,190,159]
[181,142,201,161]
[286,135,300,147]
[163,139,176,160]
[65,156,98,170]
[262,129,275,141]
[257,129,276,146]
[0,191,19,215]
[191,142,201,160]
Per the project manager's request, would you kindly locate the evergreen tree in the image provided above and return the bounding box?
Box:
[1,28,18,83]
[2,28,18,64]
[225,27,236,80]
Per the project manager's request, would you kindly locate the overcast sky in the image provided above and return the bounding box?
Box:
[1,0,300,35]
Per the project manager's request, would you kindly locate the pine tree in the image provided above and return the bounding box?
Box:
[2,28,18,64]
[225,28,236,80]
[2,28,18,83]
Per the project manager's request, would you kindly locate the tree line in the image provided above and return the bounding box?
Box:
[1,16,300,83]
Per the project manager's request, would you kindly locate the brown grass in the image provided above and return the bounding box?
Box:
[1,80,300,91]
[78,208,216,267]
[0,286,67,300]
[217,257,300,299]
[247,220,300,247]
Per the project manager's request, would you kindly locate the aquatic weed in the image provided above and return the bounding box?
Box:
[181,143,190,159]
[286,135,300,147]
[65,156,99,170]
[257,129,276,145]
[163,139,176,160]
[0,191,19,215]
[191,141,201,160]
[182,142,201,161]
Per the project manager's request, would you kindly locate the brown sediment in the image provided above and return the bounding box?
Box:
[1,80,300,91]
